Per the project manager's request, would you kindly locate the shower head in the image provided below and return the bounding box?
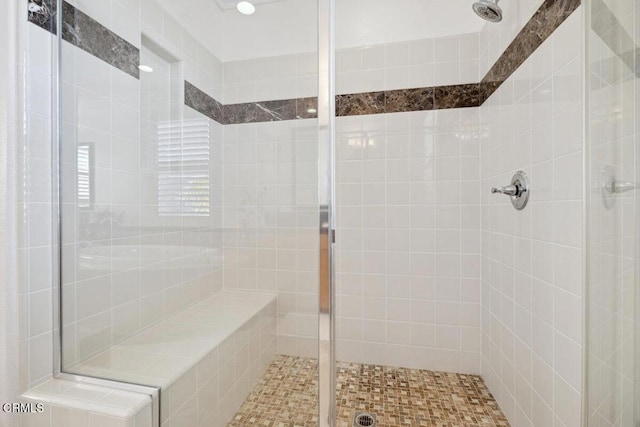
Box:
[472,0,502,23]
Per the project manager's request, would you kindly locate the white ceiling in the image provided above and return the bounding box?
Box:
[158,0,485,62]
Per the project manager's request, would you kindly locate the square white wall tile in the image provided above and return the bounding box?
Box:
[480,7,584,427]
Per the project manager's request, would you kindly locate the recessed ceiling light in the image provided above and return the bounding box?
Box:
[138,65,154,73]
[307,108,317,114]
[237,1,255,15]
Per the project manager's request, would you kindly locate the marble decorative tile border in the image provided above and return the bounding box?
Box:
[186,81,318,124]
[225,99,299,123]
[185,81,224,123]
[28,0,583,121]
[590,0,639,77]
[62,2,140,78]
[28,0,140,79]
[226,97,319,123]
[335,85,481,116]
[339,0,582,114]
[28,0,56,33]
[480,0,581,102]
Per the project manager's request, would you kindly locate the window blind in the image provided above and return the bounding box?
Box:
[157,118,211,216]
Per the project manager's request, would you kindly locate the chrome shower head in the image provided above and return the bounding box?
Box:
[473,0,502,23]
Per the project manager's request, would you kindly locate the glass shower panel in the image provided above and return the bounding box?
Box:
[58,0,322,424]
[586,0,639,424]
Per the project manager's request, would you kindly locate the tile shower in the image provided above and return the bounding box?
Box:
[0,0,637,426]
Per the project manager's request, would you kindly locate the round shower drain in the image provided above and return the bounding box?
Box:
[354,412,376,427]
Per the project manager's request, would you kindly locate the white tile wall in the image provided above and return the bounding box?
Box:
[221,120,320,358]
[216,31,484,373]
[480,8,583,427]
[222,52,318,104]
[335,108,483,373]
[336,33,480,95]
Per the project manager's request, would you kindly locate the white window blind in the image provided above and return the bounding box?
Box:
[77,144,92,209]
[157,118,211,216]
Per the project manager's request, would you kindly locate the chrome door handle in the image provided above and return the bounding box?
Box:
[491,171,530,210]
[608,180,635,194]
[601,165,635,210]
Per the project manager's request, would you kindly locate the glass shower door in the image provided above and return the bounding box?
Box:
[57,0,327,425]
[585,0,639,424]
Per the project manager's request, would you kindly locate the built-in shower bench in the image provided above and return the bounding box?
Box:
[70,291,277,426]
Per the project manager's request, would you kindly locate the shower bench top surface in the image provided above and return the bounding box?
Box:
[66,290,277,389]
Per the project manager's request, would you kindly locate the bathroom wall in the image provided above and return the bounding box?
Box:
[329,32,483,371]
[586,0,639,424]
[335,108,482,371]
[179,20,322,358]
[218,29,485,367]
[221,118,320,358]
[480,7,584,427]
[222,52,318,104]
[336,34,480,94]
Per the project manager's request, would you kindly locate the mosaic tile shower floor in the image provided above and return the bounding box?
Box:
[228,355,510,427]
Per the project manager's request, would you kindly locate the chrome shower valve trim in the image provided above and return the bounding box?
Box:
[491,171,530,210]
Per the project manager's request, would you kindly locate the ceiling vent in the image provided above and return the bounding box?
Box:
[215,0,282,10]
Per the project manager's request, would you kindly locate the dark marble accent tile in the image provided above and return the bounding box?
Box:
[336,85,478,115]
[385,88,434,113]
[296,97,318,119]
[336,92,385,116]
[434,84,482,109]
[222,103,269,124]
[223,98,314,124]
[482,0,581,96]
[528,0,582,47]
[62,1,139,79]
[28,0,57,33]
[185,88,319,125]
[185,81,224,123]
[255,99,298,121]
[479,81,502,104]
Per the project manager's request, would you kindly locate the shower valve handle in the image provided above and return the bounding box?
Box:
[491,171,530,210]
[491,185,518,196]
